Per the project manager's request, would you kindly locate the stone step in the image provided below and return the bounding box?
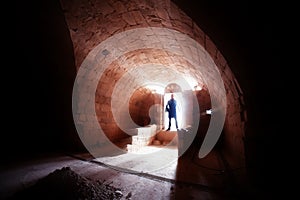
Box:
[132,135,154,146]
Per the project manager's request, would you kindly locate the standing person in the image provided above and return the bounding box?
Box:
[165,93,178,131]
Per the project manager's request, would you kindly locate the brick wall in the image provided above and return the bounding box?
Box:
[62,0,247,168]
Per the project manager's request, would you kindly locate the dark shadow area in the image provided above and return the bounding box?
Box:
[174,131,260,199]
[172,0,284,198]
[6,0,87,163]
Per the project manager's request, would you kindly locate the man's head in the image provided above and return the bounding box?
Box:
[171,94,174,99]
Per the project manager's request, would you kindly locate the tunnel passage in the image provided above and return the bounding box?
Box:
[95,48,205,142]
[62,0,247,171]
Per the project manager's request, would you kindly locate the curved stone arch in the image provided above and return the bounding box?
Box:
[72,27,226,171]
[165,83,182,93]
[63,0,247,168]
[95,48,203,142]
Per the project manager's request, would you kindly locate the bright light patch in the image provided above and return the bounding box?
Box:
[145,84,165,94]
[206,109,212,115]
[194,85,202,91]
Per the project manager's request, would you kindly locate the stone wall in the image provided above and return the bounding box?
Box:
[62,0,247,168]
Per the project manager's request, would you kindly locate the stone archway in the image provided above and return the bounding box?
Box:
[61,0,247,171]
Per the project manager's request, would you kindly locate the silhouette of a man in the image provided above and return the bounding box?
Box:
[165,94,178,131]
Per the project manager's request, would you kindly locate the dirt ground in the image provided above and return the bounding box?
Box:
[9,167,126,200]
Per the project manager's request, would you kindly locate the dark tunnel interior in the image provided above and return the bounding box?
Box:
[3,0,285,199]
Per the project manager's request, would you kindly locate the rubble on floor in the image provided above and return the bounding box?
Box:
[9,167,125,200]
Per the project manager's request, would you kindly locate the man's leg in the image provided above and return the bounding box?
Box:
[174,116,178,129]
[167,117,171,131]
